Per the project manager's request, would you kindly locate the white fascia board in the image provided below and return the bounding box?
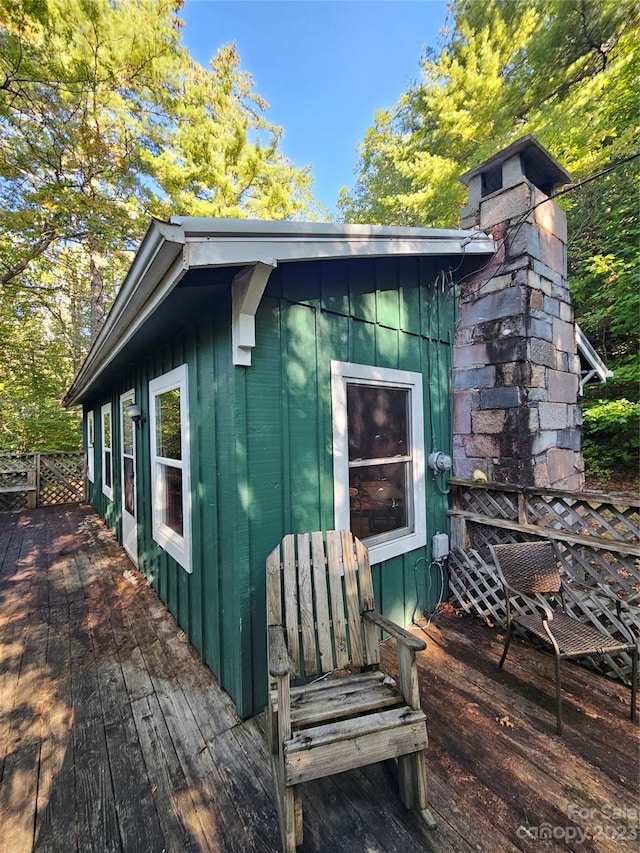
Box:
[170,215,492,245]
[183,233,495,268]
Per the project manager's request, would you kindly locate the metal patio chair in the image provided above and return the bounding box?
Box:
[266,530,435,852]
[489,541,638,734]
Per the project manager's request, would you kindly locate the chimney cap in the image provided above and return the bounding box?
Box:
[459,135,571,196]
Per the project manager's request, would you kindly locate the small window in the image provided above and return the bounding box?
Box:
[120,392,136,517]
[101,403,113,500]
[331,361,426,564]
[149,365,191,572]
[87,410,95,483]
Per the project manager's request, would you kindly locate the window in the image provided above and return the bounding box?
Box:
[149,365,191,572]
[120,392,135,518]
[101,403,112,500]
[331,361,426,564]
[87,410,95,483]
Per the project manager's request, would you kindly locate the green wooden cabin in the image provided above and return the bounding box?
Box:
[64,219,494,717]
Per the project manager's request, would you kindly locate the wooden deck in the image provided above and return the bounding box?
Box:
[0,505,638,853]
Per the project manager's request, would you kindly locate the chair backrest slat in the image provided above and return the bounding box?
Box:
[311,531,334,673]
[297,533,318,675]
[282,534,300,674]
[326,530,350,670]
[341,530,364,667]
[266,543,282,627]
[356,536,380,667]
[269,530,379,681]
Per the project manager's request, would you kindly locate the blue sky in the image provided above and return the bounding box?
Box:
[179,0,449,216]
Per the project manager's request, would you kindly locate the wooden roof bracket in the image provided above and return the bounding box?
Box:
[232,259,278,366]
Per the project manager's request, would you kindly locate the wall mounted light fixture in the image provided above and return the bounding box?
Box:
[125,403,145,428]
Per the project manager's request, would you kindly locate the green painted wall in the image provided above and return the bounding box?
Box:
[83,254,455,718]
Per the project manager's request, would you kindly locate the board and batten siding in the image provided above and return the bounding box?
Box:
[83,254,455,718]
[244,256,454,714]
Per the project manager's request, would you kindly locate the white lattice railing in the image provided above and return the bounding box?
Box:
[447,479,639,686]
[0,452,84,511]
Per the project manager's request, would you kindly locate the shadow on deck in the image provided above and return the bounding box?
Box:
[0,505,637,853]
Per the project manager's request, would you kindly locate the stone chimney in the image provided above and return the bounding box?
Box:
[453,136,584,490]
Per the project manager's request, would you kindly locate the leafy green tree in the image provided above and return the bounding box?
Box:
[0,0,317,451]
[150,43,315,220]
[339,0,639,487]
[339,0,638,226]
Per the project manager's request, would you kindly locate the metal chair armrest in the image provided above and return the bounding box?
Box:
[507,587,556,622]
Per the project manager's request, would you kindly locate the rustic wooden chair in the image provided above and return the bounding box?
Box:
[266,530,435,852]
[489,541,638,734]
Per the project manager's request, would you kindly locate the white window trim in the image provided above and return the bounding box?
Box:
[87,410,95,483]
[331,360,426,564]
[101,403,113,500]
[149,364,192,573]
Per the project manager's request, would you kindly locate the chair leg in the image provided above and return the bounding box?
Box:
[555,654,563,735]
[631,644,638,723]
[499,622,513,669]
[398,750,436,829]
[270,751,301,852]
[279,786,298,853]
[294,788,303,847]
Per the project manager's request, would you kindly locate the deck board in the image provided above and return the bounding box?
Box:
[0,504,638,853]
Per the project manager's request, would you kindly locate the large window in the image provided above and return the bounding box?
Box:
[331,361,426,564]
[149,365,191,572]
[86,410,95,483]
[101,403,112,500]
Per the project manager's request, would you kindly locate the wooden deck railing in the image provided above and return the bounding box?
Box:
[447,479,639,686]
[0,451,84,511]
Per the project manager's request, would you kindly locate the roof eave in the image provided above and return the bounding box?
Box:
[64,220,496,407]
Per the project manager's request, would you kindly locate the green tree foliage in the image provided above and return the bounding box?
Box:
[582,399,640,484]
[340,0,638,226]
[150,43,314,219]
[0,0,316,452]
[339,0,639,486]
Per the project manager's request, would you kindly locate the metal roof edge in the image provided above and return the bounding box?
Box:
[169,216,488,241]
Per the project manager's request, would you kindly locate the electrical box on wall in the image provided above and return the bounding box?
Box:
[432,533,449,561]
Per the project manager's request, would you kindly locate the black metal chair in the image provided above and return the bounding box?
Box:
[488,541,638,734]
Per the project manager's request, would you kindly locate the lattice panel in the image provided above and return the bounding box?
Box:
[449,549,506,621]
[0,453,37,511]
[39,453,84,506]
[455,485,520,521]
[555,543,639,601]
[0,452,84,511]
[526,494,640,545]
[0,453,36,474]
[0,490,28,512]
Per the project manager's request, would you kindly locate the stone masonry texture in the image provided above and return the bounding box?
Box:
[453,141,584,490]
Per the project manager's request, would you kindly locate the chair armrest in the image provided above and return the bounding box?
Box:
[268,625,291,677]
[563,579,638,645]
[508,588,556,622]
[363,610,426,651]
